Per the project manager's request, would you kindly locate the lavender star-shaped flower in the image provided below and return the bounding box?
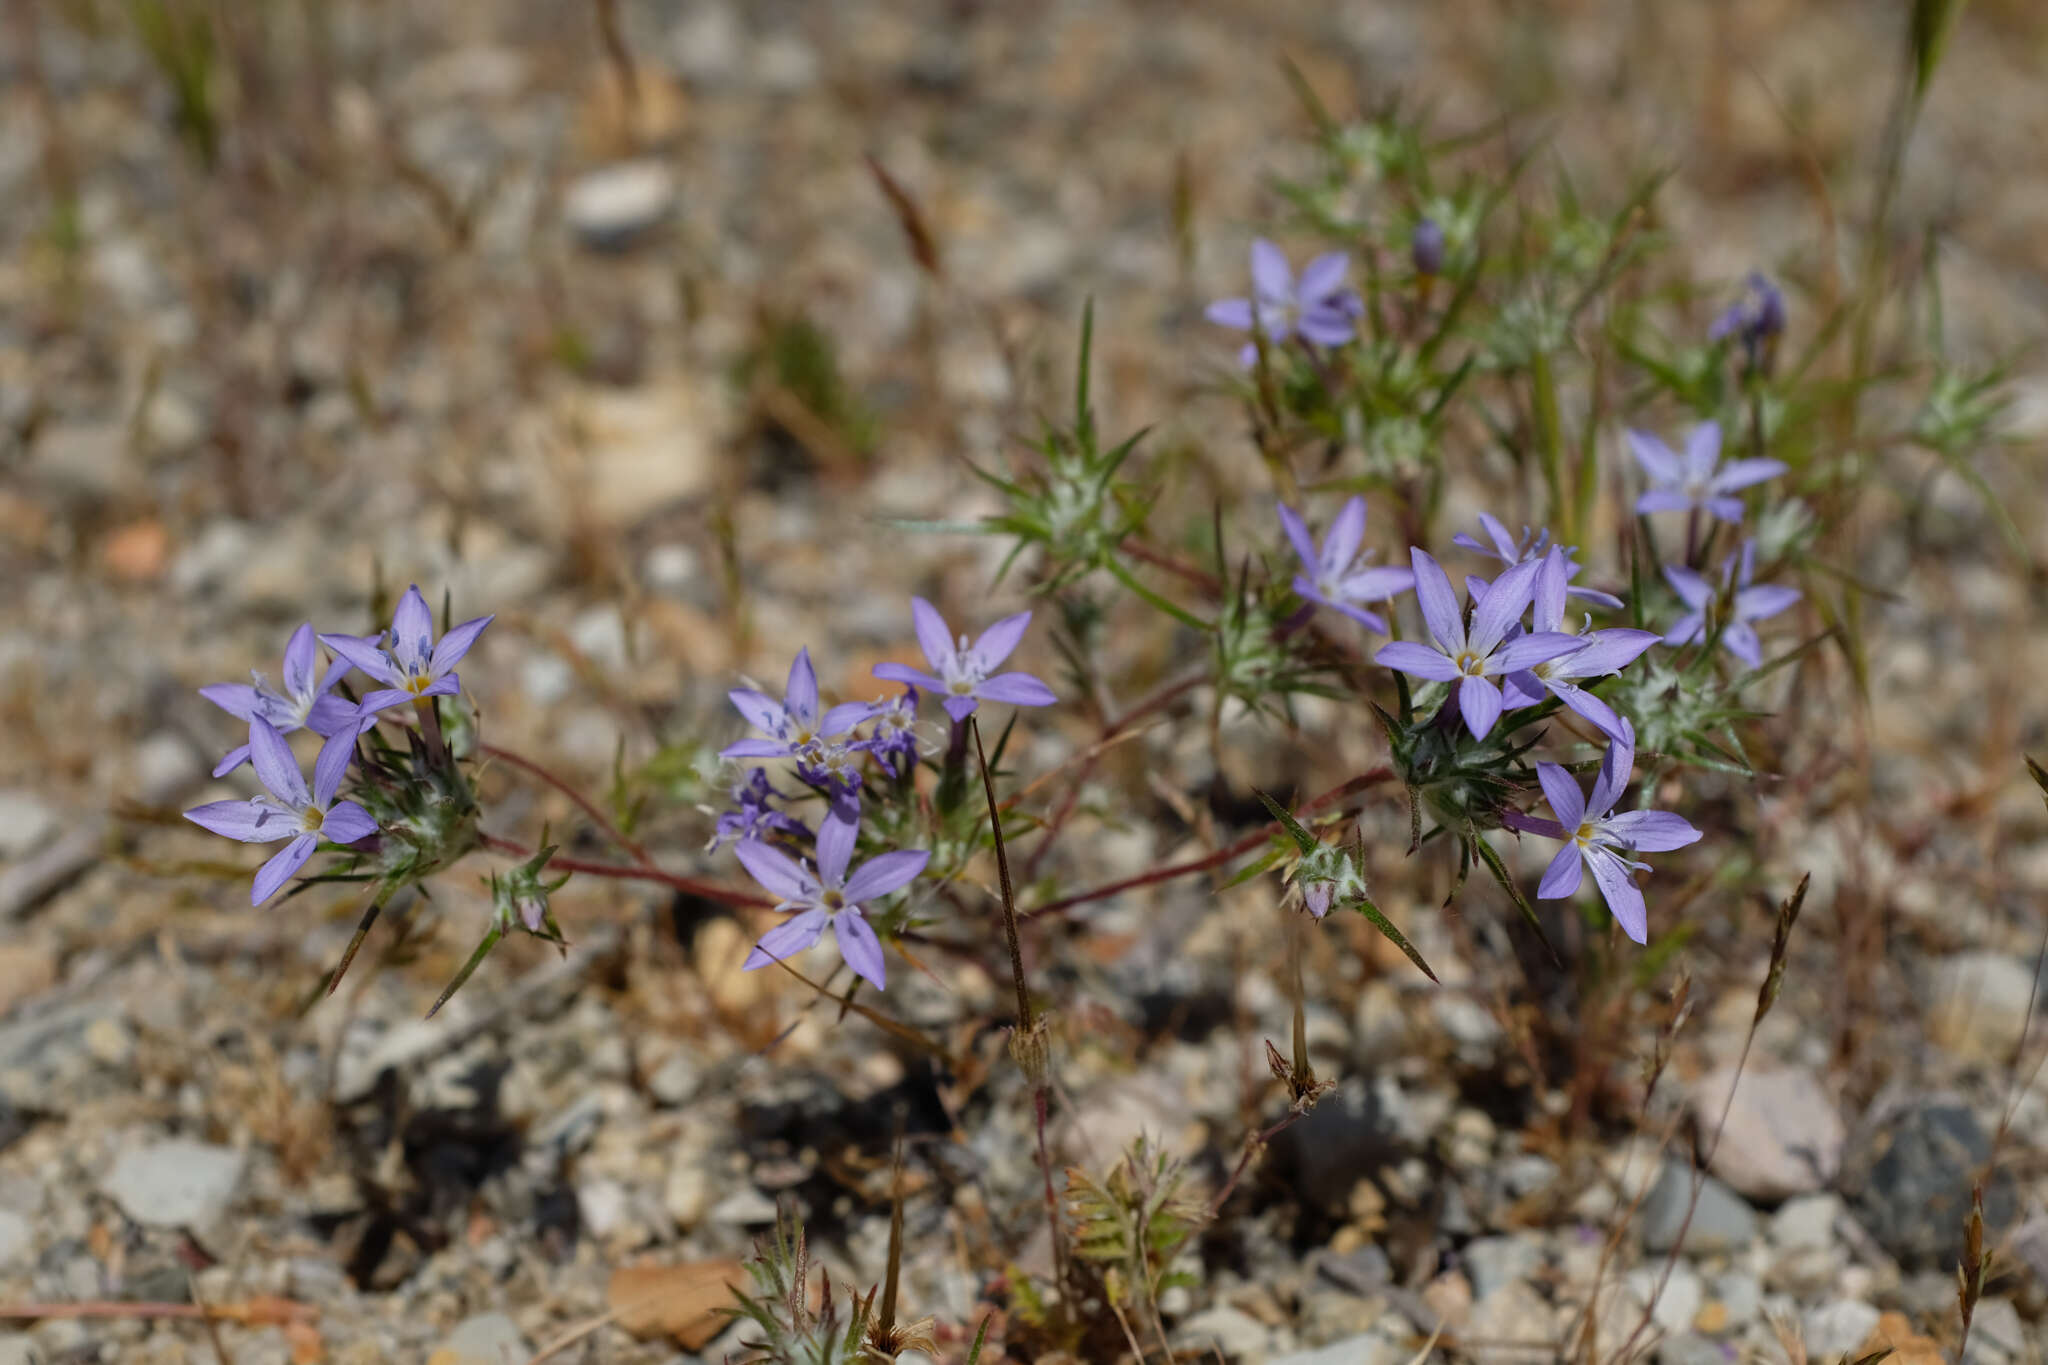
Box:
[1277,497,1415,634]
[734,814,929,990]
[320,585,493,720]
[874,599,1056,723]
[1628,420,1787,525]
[723,647,870,762]
[1205,238,1359,368]
[1452,513,1622,609]
[1503,719,1700,943]
[1374,551,1586,740]
[857,688,922,779]
[1498,547,1660,743]
[184,718,379,905]
[1662,539,1801,669]
[199,623,361,777]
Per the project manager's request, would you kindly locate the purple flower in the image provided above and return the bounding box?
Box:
[1205,238,1358,367]
[1374,551,1587,739]
[1411,218,1446,277]
[199,623,360,777]
[857,688,923,779]
[1709,272,1786,367]
[874,599,1056,723]
[1498,547,1659,743]
[710,768,808,851]
[722,648,871,762]
[1628,420,1787,525]
[1452,513,1622,609]
[1662,540,1801,670]
[321,586,493,720]
[1278,497,1414,634]
[183,718,378,905]
[734,814,929,990]
[1503,719,1700,943]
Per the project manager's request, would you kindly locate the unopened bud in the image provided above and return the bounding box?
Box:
[1411,217,1446,277]
[1008,1016,1053,1087]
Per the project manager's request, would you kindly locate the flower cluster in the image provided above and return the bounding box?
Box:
[713,597,1056,988]
[184,586,493,905]
[1206,239,1361,367]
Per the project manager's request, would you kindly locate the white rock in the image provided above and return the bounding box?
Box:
[664,1160,712,1230]
[564,161,675,251]
[1691,1064,1843,1200]
[436,1311,529,1364]
[1769,1193,1841,1251]
[709,1186,778,1226]
[102,1139,245,1229]
[0,1335,37,1365]
[0,1210,30,1267]
[1462,1235,1543,1301]
[1268,1331,1412,1365]
[1928,952,2037,1064]
[1625,1264,1703,1336]
[0,793,57,861]
[576,1179,630,1238]
[1801,1300,1880,1357]
[1172,1305,1270,1360]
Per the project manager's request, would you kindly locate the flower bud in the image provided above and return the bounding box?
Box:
[1411,217,1446,277]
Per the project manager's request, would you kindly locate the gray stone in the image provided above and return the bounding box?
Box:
[708,1186,778,1226]
[437,1311,529,1364]
[1800,1300,1880,1357]
[1690,1064,1843,1200]
[1927,952,2036,1064]
[1466,1278,1555,1356]
[1626,1264,1703,1335]
[101,1139,245,1229]
[563,161,675,252]
[1171,1305,1270,1360]
[1964,1296,2025,1364]
[1268,1331,1411,1365]
[1431,993,1502,1060]
[1709,1271,1761,1331]
[1843,1101,2019,1268]
[1637,1163,1758,1254]
[1768,1192,1841,1251]
[1270,1078,1400,1216]
[0,1335,39,1365]
[0,793,57,861]
[0,1210,29,1267]
[1462,1234,1544,1301]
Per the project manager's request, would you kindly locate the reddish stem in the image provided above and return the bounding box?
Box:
[480,742,650,864]
[1021,768,1391,921]
[479,831,769,909]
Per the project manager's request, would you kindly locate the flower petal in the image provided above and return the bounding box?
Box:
[872,662,947,692]
[1502,809,1568,840]
[1537,845,1583,900]
[728,688,785,733]
[1249,238,1291,300]
[1705,496,1746,525]
[1585,846,1648,943]
[252,834,319,905]
[1322,497,1367,578]
[185,798,291,844]
[321,801,379,845]
[352,688,416,718]
[909,597,954,673]
[1636,489,1695,515]
[967,610,1032,674]
[429,614,493,676]
[1374,641,1460,682]
[1471,556,1541,654]
[1337,565,1414,602]
[1554,683,1630,743]
[743,909,829,971]
[1530,547,1569,632]
[843,848,930,905]
[1476,512,1518,562]
[1720,621,1762,669]
[390,587,435,673]
[733,840,819,904]
[1555,628,1659,677]
[720,738,793,759]
[1604,809,1702,853]
[1626,430,1683,485]
[281,624,318,696]
[940,694,979,722]
[820,701,874,737]
[1277,503,1318,573]
[1499,671,1546,710]
[1493,631,1587,673]
[1736,585,1801,621]
[210,744,252,778]
[1323,600,1389,634]
[1710,458,1788,494]
[1458,674,1504,738]
[1535,761,1586,829]
[814,810,858,886]
[319,632,397,686]
[306,695,360,736]
[833,910,887,990]
[248,717,309,808]
[1205,297,1254,330]
[1661,564,1713,610]
[1297,251,1350,302]
[784,648,819,725]
[1587,721,1635,819]
[1682,421,1723,481]
[199,683,263,722]
[976,672,1057,707]
[1663,613,1705,648]
[311,729,356,808]
[1294,308,1355,346]
[1409,548,1464,651]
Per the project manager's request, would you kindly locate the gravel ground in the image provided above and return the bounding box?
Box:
[3,2,2048,1362]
